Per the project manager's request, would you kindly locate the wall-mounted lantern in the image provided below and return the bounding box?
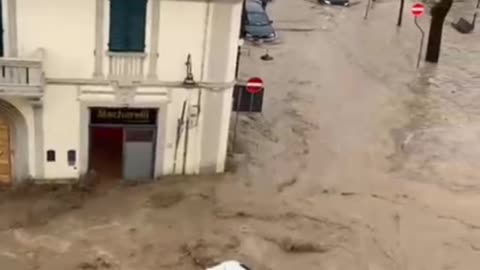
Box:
[183,54,196,86]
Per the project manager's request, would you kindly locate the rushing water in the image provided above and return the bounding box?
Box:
[317,0,480,190]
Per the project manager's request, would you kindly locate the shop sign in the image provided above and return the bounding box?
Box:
[90,108,157,125]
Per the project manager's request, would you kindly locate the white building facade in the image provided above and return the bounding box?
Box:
[0,0,243,184]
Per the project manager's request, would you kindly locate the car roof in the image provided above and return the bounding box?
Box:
[245,1,264,13]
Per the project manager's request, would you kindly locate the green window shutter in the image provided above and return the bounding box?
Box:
[126,0,147,52]
[109,0,129,52]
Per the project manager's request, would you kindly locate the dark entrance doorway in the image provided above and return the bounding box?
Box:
[90,127,123,180]
[89,107,157,182]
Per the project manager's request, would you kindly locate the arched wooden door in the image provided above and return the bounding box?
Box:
[0,116,11,184]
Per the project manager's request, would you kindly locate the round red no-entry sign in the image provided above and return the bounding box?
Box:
[411,3,425,17]
[246,77,264,94]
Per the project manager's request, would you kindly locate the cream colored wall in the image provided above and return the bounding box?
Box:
[216,1,242,171]
[156,0,241,174]
[199,0,242,173]
[42,85,81,179]
[156,0,207,81]
[16,0,96,79]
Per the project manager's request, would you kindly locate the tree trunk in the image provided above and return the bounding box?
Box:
[425,0,453,63]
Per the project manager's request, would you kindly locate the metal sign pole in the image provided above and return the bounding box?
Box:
[182,103,190,175]
[173,101,187,173]
[414,16,425,68]
[397,0,405,26]
[231,87,243,153]
[249,92,255,113]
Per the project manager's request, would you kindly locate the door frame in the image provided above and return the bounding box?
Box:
[88,123,157,179]
[80,103,167,178]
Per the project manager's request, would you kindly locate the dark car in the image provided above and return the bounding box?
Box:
[243,1,277,42]
[318,0,350,7]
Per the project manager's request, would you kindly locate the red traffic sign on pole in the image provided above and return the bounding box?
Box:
[412,2,426,68]
[411,3,425,17]
[246,77,264,94]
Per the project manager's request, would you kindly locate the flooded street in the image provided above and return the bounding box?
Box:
[237,0,480,268]
[1,0,480,269]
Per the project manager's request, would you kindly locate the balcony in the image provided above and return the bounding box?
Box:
[107,52,146,84]
[0,58,44,97]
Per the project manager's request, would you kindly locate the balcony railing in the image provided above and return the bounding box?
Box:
[0,58,44,97]
[107,52,146,83]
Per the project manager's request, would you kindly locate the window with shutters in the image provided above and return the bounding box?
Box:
[109,0,147,52]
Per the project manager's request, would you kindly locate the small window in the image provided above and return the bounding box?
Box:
[46,150,55,162]
[67,150,76,166]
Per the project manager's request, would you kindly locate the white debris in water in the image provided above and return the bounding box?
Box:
[428,77,440,87]
[207,261,251,270]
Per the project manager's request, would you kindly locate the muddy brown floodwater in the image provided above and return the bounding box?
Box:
[2,0,480,269]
